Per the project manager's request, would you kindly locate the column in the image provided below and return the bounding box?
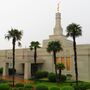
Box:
[3,63,9,76]
[24,63,31,79]
[15,63,24,74]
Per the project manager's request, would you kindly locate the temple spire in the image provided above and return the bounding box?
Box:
[57,1,60,12]
[53,0,63,35]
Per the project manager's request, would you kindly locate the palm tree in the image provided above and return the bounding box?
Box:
[29,41,40,78]
[5,28,23,87]
[56,63,65,81]
[66,23,82,85]
[47,41,63,81]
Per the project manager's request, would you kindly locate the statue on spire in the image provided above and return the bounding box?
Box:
[57,0,60,12]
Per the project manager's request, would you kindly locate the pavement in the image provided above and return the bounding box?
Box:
[1,75,33,84]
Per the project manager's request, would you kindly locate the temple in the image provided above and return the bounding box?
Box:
[0,3,90,81]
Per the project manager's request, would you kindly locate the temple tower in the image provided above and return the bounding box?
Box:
[54,2,63,35]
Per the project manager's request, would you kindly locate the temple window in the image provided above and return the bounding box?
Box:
[61,57,65,65]
[66,57,71,71]
[56,57,60,64]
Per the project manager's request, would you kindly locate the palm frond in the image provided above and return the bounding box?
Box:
[29,41,41,50]
[5,28,23,47]
[30,46,33,50]
[18,42,22,47]
[47,41,63,53]
[56,63,65,70]
[66,23,82,38]
[5,35,11,40]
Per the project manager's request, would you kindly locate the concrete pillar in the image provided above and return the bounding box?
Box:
[15,63,24,74]
[3,63,9,76]
[24,63,31,79]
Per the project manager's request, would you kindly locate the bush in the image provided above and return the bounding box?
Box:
[24,84,33,89]
[73,83,87,90]
[66,74,72,80]
[48,73,56,82]
[16,87,24,90]
[48,73,66,82]
[59,75,66,82]
[36,71,48,79]
[43,71,48,77]
[50,86,60,90]
[15,83,24,87]
[61,86,74,90]
[36,84,48,90]
[0,84,10,90]
[85,83,90,89]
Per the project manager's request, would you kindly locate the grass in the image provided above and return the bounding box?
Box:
[1,77,90,89]
[32,80,72,89]
[30,79,90,89]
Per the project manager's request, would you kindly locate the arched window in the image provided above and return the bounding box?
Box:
[56,57,60,64]
[66,57,71,71]
[61,57,65,65]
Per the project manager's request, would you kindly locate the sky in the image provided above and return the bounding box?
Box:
[0,0,90,49]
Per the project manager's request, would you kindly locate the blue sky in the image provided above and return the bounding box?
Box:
[0,0,90,49]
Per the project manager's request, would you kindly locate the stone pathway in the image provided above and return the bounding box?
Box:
[2,76,33,84]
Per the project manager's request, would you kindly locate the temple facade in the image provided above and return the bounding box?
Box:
[0,8,90,81]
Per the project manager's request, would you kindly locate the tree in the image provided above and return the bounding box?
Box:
[5,28,23,87]
[56,63,65,81]
[66,23,82,85]
[47,41,63,81]
[29,41,41,78]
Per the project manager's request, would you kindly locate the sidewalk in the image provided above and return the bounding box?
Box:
[2,75,33,84]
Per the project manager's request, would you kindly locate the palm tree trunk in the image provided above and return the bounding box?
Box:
[34,47,37,79]
[34,47,37,64]
[73,35,78,85]
[59,69,61,81]
[12,38,15,87]
[53,51,57,82]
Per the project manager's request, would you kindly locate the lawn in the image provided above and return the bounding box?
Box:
[32,81,70,88]
[0,76,90,90]
[31,79,88,88]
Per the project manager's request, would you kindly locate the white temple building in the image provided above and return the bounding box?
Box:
[0,4,90,81]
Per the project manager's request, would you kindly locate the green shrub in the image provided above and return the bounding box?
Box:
[36,84,48,90]
[61,86,74,90]
[0,83,10,90]
[16,87,24,90]
[13,87,25,90]
[59,75,66,82]
[36,71,48,79]
[48,73,66,82]
[66,74,72,80]
[24,84,33,89]
[73,83,87,90]
[15,83,24,87]
[48,73,56,82]
[50,86,60,90]
[43,71,48,77]
[85,83,90,89]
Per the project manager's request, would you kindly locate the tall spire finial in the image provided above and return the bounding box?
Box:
[57,3,59,12]
[54,0,63,35]
[57,0,60,12]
